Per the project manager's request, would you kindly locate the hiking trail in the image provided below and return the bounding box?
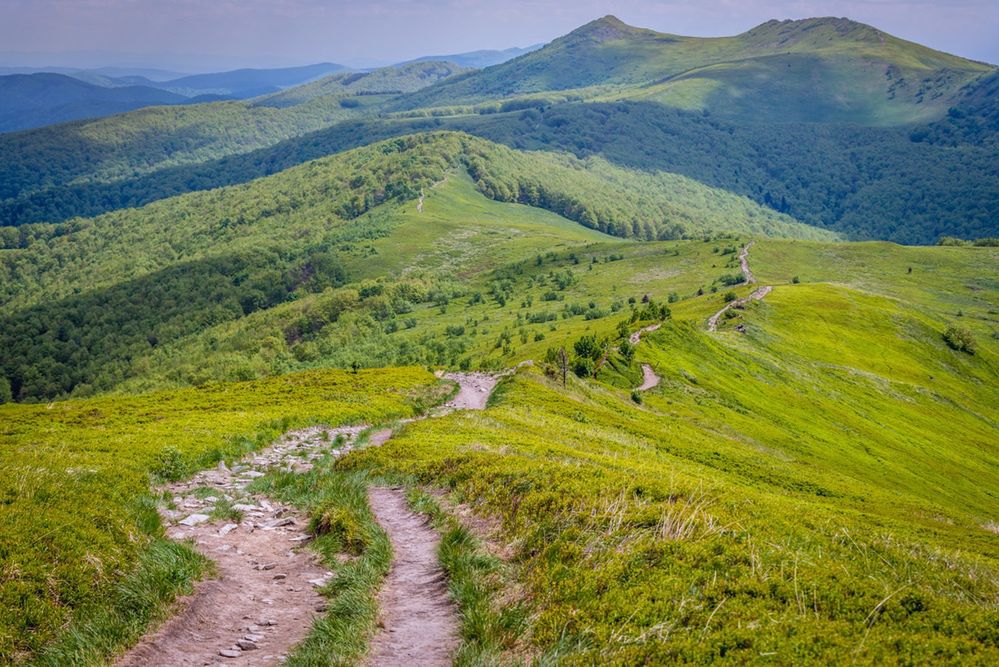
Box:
[637,363,661,391]
[707,242,773,332]
[120,373,503,666]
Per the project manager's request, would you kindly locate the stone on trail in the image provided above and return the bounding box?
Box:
[179,513,210,526]
[219,649,241,658]
[219,523,238,536]
[236,638,258,650]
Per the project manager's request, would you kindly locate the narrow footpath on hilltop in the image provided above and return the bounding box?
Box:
[707,241,773,332]
[118,372,500,666]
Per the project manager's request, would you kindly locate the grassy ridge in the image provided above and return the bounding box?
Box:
[1,135,831,402]
[0,367,437,661]
[398,16,992,124]
[341,261,998,662]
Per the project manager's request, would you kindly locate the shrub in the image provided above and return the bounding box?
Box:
[619,340,635,364]
[631,390,643,404]
[572,357,594,378]
[723,291,738,303]
[153,447,187,482]
[943,326,976,354]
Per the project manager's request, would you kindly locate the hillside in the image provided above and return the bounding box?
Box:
[0,18,995,243]
[0,72,189,132]
[257,61,470,108]
[0,131,836,401]
[2,237,996,663]
[156,62,347,98]
[397,45,542,68]
[399,15,994,125]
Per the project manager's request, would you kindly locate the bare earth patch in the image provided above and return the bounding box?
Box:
[365,487,460,666]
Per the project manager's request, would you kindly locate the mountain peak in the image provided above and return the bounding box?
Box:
[742,16,885,45]
[568,15,640,43]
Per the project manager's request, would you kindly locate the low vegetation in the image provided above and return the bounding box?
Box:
[0,368,437,661]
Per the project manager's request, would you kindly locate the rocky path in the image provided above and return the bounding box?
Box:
[629,323,661,345]
[365,488,459,666]
[738,242,757,284]
[707,242,773,332]
[637,363,661,391]
[122,372,508,666]
[118,426,364,666]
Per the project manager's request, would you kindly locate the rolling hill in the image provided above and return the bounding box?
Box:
[256,61,471,108]
[0,16,994,244]
[399,15,994,125]
[155,62,347,98]
[0,14,998,666]
[0,131,836,401]
[396,44,542,68]
[0,72,189,132]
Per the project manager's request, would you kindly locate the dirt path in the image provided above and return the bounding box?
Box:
[707,242,773,332]
[365,488,459,666]
[637,363,660,391]
[118,426,364,666]
[441,371,501,410]
[121,371,512,665]
[629,323,661,345]
[738,241,757,284]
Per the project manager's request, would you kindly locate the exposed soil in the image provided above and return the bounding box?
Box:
[365,487,460,666]
[122,372,508,665]
[117,426,365,666]
[629,323,661,345]
[707,242,773,332]
[441,371,501,410]
[637,363,661,391]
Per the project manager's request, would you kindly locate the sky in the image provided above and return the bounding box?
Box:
[0,0,996,72]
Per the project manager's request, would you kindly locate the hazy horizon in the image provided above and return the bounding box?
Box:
[0,0,996,74]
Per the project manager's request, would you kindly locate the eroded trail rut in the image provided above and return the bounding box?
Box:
[122,373,498,666]
[365,488,459,666]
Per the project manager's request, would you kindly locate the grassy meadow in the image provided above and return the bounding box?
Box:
[0,367,439,662]
[340,244,998,663]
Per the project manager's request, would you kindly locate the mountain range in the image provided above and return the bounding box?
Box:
[1,14,997,666]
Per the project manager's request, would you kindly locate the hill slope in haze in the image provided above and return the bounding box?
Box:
[0,73,190,132]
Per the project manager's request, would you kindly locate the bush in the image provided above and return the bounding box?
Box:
[631,390,642,404]
[573,357,594,378]
[723,291,738,303]
[943,326,976,354]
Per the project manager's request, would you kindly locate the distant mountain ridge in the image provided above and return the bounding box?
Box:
[0,73,188,132]
[399,15,994,125]
[396,45,542,69]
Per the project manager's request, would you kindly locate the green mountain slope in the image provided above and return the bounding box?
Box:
[257,61,470,108]
[400,15,993,125]
[0,131,835,400]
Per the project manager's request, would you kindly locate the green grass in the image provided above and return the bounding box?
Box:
[398,16,992,125]
[0,367,438,662]
[334,241,998,663]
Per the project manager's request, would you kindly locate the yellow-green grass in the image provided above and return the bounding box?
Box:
[341,170,618,282]
[113,234,747,392]
[0,367,438,662]
[342,260,998,663]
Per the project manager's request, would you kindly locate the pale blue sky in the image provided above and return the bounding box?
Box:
[0,0,995,71]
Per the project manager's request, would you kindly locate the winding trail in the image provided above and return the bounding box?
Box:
[637,363,661,391]
[707,242,773,332]
[121,373,507,666]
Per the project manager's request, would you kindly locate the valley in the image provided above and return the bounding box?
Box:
[0,9,997,667]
